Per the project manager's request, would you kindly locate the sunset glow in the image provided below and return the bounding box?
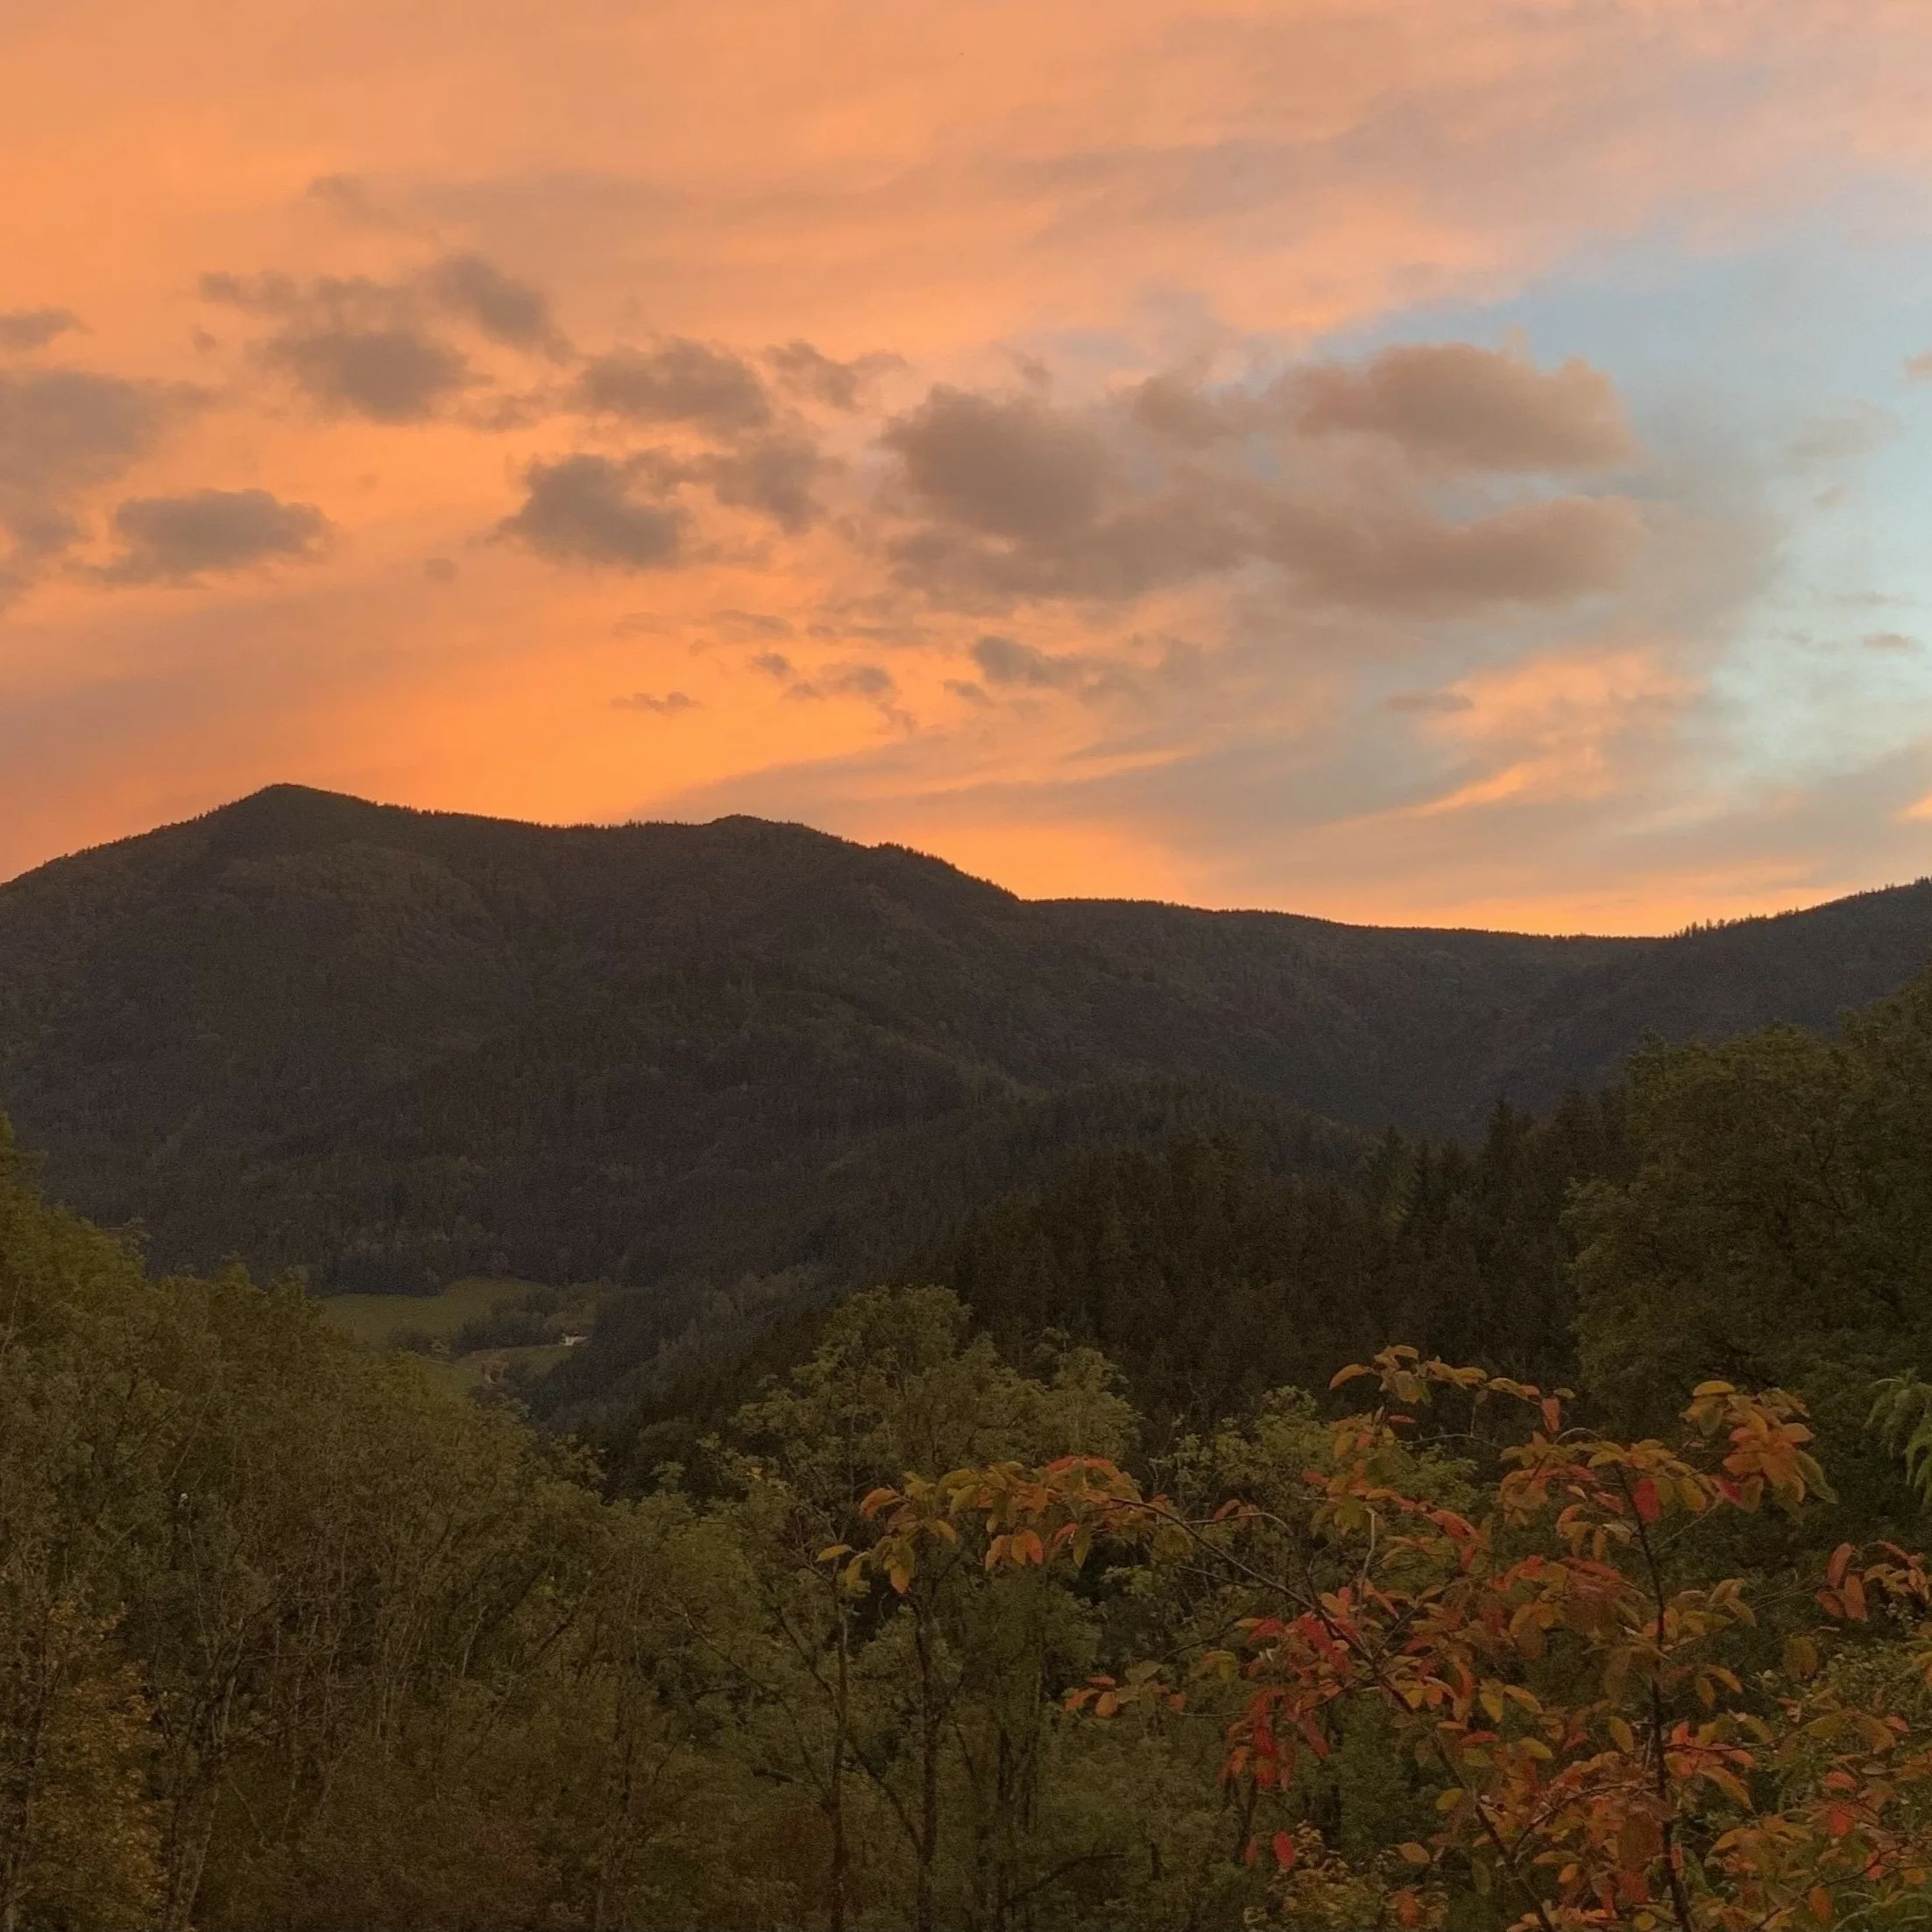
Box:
[8,0,1932,931]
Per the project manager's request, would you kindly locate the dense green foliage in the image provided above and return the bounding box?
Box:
[925,1096,1628,1430]
[10,790,1932,1927]
[5,783,1930,1327]
[11,967,1932,1927]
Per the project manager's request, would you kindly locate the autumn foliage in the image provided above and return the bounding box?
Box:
[846,1349,1932,1931]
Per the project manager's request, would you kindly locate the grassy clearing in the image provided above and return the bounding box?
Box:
[313,1280,591,1393]
[312,1277,539,1351]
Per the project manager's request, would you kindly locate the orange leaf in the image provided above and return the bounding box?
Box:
[1808,1886,1833,1924]
[1272,1831,1296,1872]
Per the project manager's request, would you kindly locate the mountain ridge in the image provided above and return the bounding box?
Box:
[4,783,1930,1296]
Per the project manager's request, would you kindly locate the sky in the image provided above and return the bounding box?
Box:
[5,0,1932,932]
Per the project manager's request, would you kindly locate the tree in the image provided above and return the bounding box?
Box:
[848,1348,1932,1929]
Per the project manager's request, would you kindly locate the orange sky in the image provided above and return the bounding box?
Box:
[7,0,1932,931]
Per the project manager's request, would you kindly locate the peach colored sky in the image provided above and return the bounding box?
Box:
[7,0,1932,931]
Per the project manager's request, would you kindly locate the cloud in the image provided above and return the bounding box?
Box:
[574,340,771,434]
[202,254,562,421]
[1387,689,1476,714]
[304,173,396,229]
[496,453,686,569]
[0,308,81,353]
[272,325,470,423]
[612,689,697,713]
[881,355,1643,612]
[973,633,1082,690]
[0,365,185,603]
[1263,493,1643,615]
[765,340,902,410]
[786,661,896,701]
[1907,351,1932,382]
[1863,630,1918,651]
[749,650,795,677]
[967,631,1142,705]
[97,487,330,584]
[885,386,1110,540]
[1787,402,1896,464]
[203,270,470,422]
[0,367,173,499]
[695,431,830,530]
[714,609,794,640]
[1289,343,1635,471]
[423,252,566,356]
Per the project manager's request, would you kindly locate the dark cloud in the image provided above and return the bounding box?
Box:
[0,367,172,497]
[0,365,183,603]
[575,340,771,434]
[715,608,794,640]
[424,556,456,583]
[786,661,896,701]
[881,354,1645,613]
[884,386,1109,539]
[1129,368,1241,447]
[696,432,829,531]
[612,690,697,714]
[1387,688,1476,714]
[765,340,902,410]
[973,633,1082,689]
[304,174,390,228]
[98,487,329,584]
[202,270,470,422]
[197,271,304,314]
[945,678,992,704]
[887,476,1247,603]
[749,650,795,677]
[270,325,470,423]
[424,252,566,356]
[968,632,1140,704]
[0,308,81,353]
[1289,343,1634,471]
[496,454,686,570]
[1262,493,1643,613]
[202,255,562,421]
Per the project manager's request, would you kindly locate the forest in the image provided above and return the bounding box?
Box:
[7,783,1932,1319]
[10,970,1932,1928]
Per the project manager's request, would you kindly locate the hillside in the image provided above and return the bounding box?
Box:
[2,783,1928,1295]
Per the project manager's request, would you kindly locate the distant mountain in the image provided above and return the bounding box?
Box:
[2,783,1928,1294]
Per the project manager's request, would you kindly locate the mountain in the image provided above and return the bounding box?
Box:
[2,783,1929,1297]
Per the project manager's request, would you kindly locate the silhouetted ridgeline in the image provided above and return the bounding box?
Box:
[3,784,1928,1301]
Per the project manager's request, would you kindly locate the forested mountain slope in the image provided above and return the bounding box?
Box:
[2,782,1928,1291]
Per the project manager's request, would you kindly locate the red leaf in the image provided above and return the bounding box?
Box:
[1272,1831,1297,1872]
[1632,1477,1661,1525]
